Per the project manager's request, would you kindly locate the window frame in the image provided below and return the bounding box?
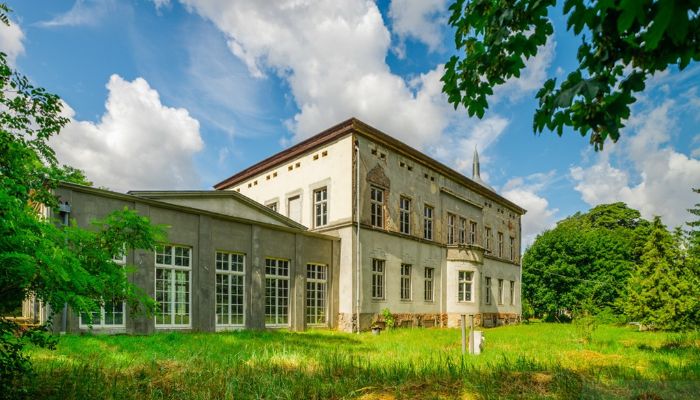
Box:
[447,213,456,244]
[469,221,478,245]
[400,264,412,301]
[79,300,125,329]
[498,279,505,305]
[370,186,385,228]
[424,267,434,302]
[265,258,291,327]
[154,244,192,329]
[457,270,474,302]
[510,280,515,306]
[510,236,516,261]
[313,187,328,228]
[485,276,492,305]
[423,205,434,240]
[215,251,246,328]
[498,232,504,258]
[484,227,492,253]
[399,196,411,235]
[371,259,385,300]
[459,217,467,244]
[306,263,328,326]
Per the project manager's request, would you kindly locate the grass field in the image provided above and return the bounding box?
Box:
[24,323,699,399]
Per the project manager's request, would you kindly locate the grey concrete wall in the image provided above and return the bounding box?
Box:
[52,185,338,334]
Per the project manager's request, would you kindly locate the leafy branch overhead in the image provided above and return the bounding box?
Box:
[442,0,700,150]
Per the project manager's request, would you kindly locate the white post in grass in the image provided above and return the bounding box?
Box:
[469,314,475,354]
[461,314,467,355]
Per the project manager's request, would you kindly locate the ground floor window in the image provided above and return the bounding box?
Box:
[79,300,124,328]
[306,263,327,325]
[215,251,245,326]
[458,271,473,302]
[265,258,290,326]
[424,267,434,302]
[371,259,385,299]
[400,264,412,300]
[155,245,191,327]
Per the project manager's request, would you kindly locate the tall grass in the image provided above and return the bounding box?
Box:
[25,323,699,399]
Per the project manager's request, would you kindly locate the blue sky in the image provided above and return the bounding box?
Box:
[4,0,700,246]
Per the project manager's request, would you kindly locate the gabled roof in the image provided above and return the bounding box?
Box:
[214,118,526,215]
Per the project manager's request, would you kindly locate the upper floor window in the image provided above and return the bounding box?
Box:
[510,236,516,261]
[498,232,504,258]
[267,202,278,212]
[287,195,302,223]
[459,217,467,244]
[447,213,456,244]
[370,186,384,228]
[314,187,328,228]
[457,271,473,302]
[485,227,492,253]
[423,205,434,240]
[469,221,478,245]
[400,197,411,235]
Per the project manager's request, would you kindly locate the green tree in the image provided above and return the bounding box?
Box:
[442,0,700,150]
[623,217,700,330]
[0,8,164,395]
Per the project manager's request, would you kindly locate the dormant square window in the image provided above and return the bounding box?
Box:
[485,276,492,305]
[306,264,328,325]
[400,197,411,234]
[314,187,328,227]
[267,202,278,212]
[498,279,504,305]
[447,213,456,244]
[155,245,191,327]
[215,252,245,327]
[370,186,384,228]
[459,217,467,244]
[485,227,492,253]
[498,232,504,258]
[469,221,478,244]
[371,259,385,299]
[400,264,412,300]
[265,258,290,326]
[423,205,434,240]
[458,271,473,302]
[424,267,434,302]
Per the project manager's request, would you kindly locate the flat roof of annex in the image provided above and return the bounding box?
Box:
[213,118,526,215]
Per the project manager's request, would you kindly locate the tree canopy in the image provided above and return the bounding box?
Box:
[442,0,700,150]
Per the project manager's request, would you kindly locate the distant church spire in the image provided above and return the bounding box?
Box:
[472,146,481,180]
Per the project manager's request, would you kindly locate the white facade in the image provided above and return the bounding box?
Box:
[218,119,525,330]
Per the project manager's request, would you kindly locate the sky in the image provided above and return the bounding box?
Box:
[3,0,700,248]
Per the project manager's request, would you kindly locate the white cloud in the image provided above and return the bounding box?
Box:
[388,0,447,56]
[152,0,171,10]
[37,0,114,28]
[0,17,24,65]
[51,75,204,192]
[570,98,700,228]
[178,0,464,150]
[492,36,556,103]
[501,171,559,249]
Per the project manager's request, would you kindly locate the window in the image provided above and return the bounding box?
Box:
[371,259,385,299]
[459,217,466,244]
[400,197,411,234]
[498,279,504,305]
[510,236,516,261]
[458,271,473,302]
[267,202,278,212]
[287,195,302,223]
[400,264,412,300]
[485,227,492,253]
[215,252,245,327]
[498,232,504,258]
[314,187,328,227]
[510,280,515,305]
[469,221,478,245]
[306,264,328,325]
[370,186,384,228]
[265,258,290,326]
[80,301,124,328]
[447,213,456,244]
[155,245,191,327]
[423,205,434,240]
[424,267,434,302]
[485,277,492,305]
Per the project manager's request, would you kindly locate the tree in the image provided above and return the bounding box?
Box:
[622,217,700,330]
[442,0,700,150]
[0,8,163,395]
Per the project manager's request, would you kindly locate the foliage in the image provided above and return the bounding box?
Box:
[442,0,700,150]
[0,7,164,395]
[623,217,700,331]
[20,324,700,399]
[381,308,395,329]
[523,203,648,318]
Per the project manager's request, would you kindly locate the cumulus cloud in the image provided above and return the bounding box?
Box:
[501,171,559,248]
[51,75,204,192]
[177,0,462,150]
[37,0,114,28]
[0,17,24,65]
[492,35,556,103]
[388,0,447,56]
[570,98,700,228]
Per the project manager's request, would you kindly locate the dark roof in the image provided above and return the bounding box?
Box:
[214,118,526,215]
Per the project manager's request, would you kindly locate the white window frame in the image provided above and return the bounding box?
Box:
[313,187,328,228]
[498,232,504,258]
[215,251,245,328]
[447,213,456,244]
[155,244,192,328]
[265,258,290,327]
[469,221,478,245]
[370,186,384,228]
[306,263,328,325]
[485,227,492,253]
[510,280,515,305]
[371,259,385,300]
[423,205,433,240]
[459,217,467,244]
[498,279,505,305]
[457,270,474,302]
[400,196,411,235]
[400,264,412,301]
[485,276,492,305]
[79,300,126,329]
[424,267,434,302]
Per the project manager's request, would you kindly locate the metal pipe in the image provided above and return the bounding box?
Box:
[355,141,361,333]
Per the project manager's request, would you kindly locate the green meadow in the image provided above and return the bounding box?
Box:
[25,323,699,399]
